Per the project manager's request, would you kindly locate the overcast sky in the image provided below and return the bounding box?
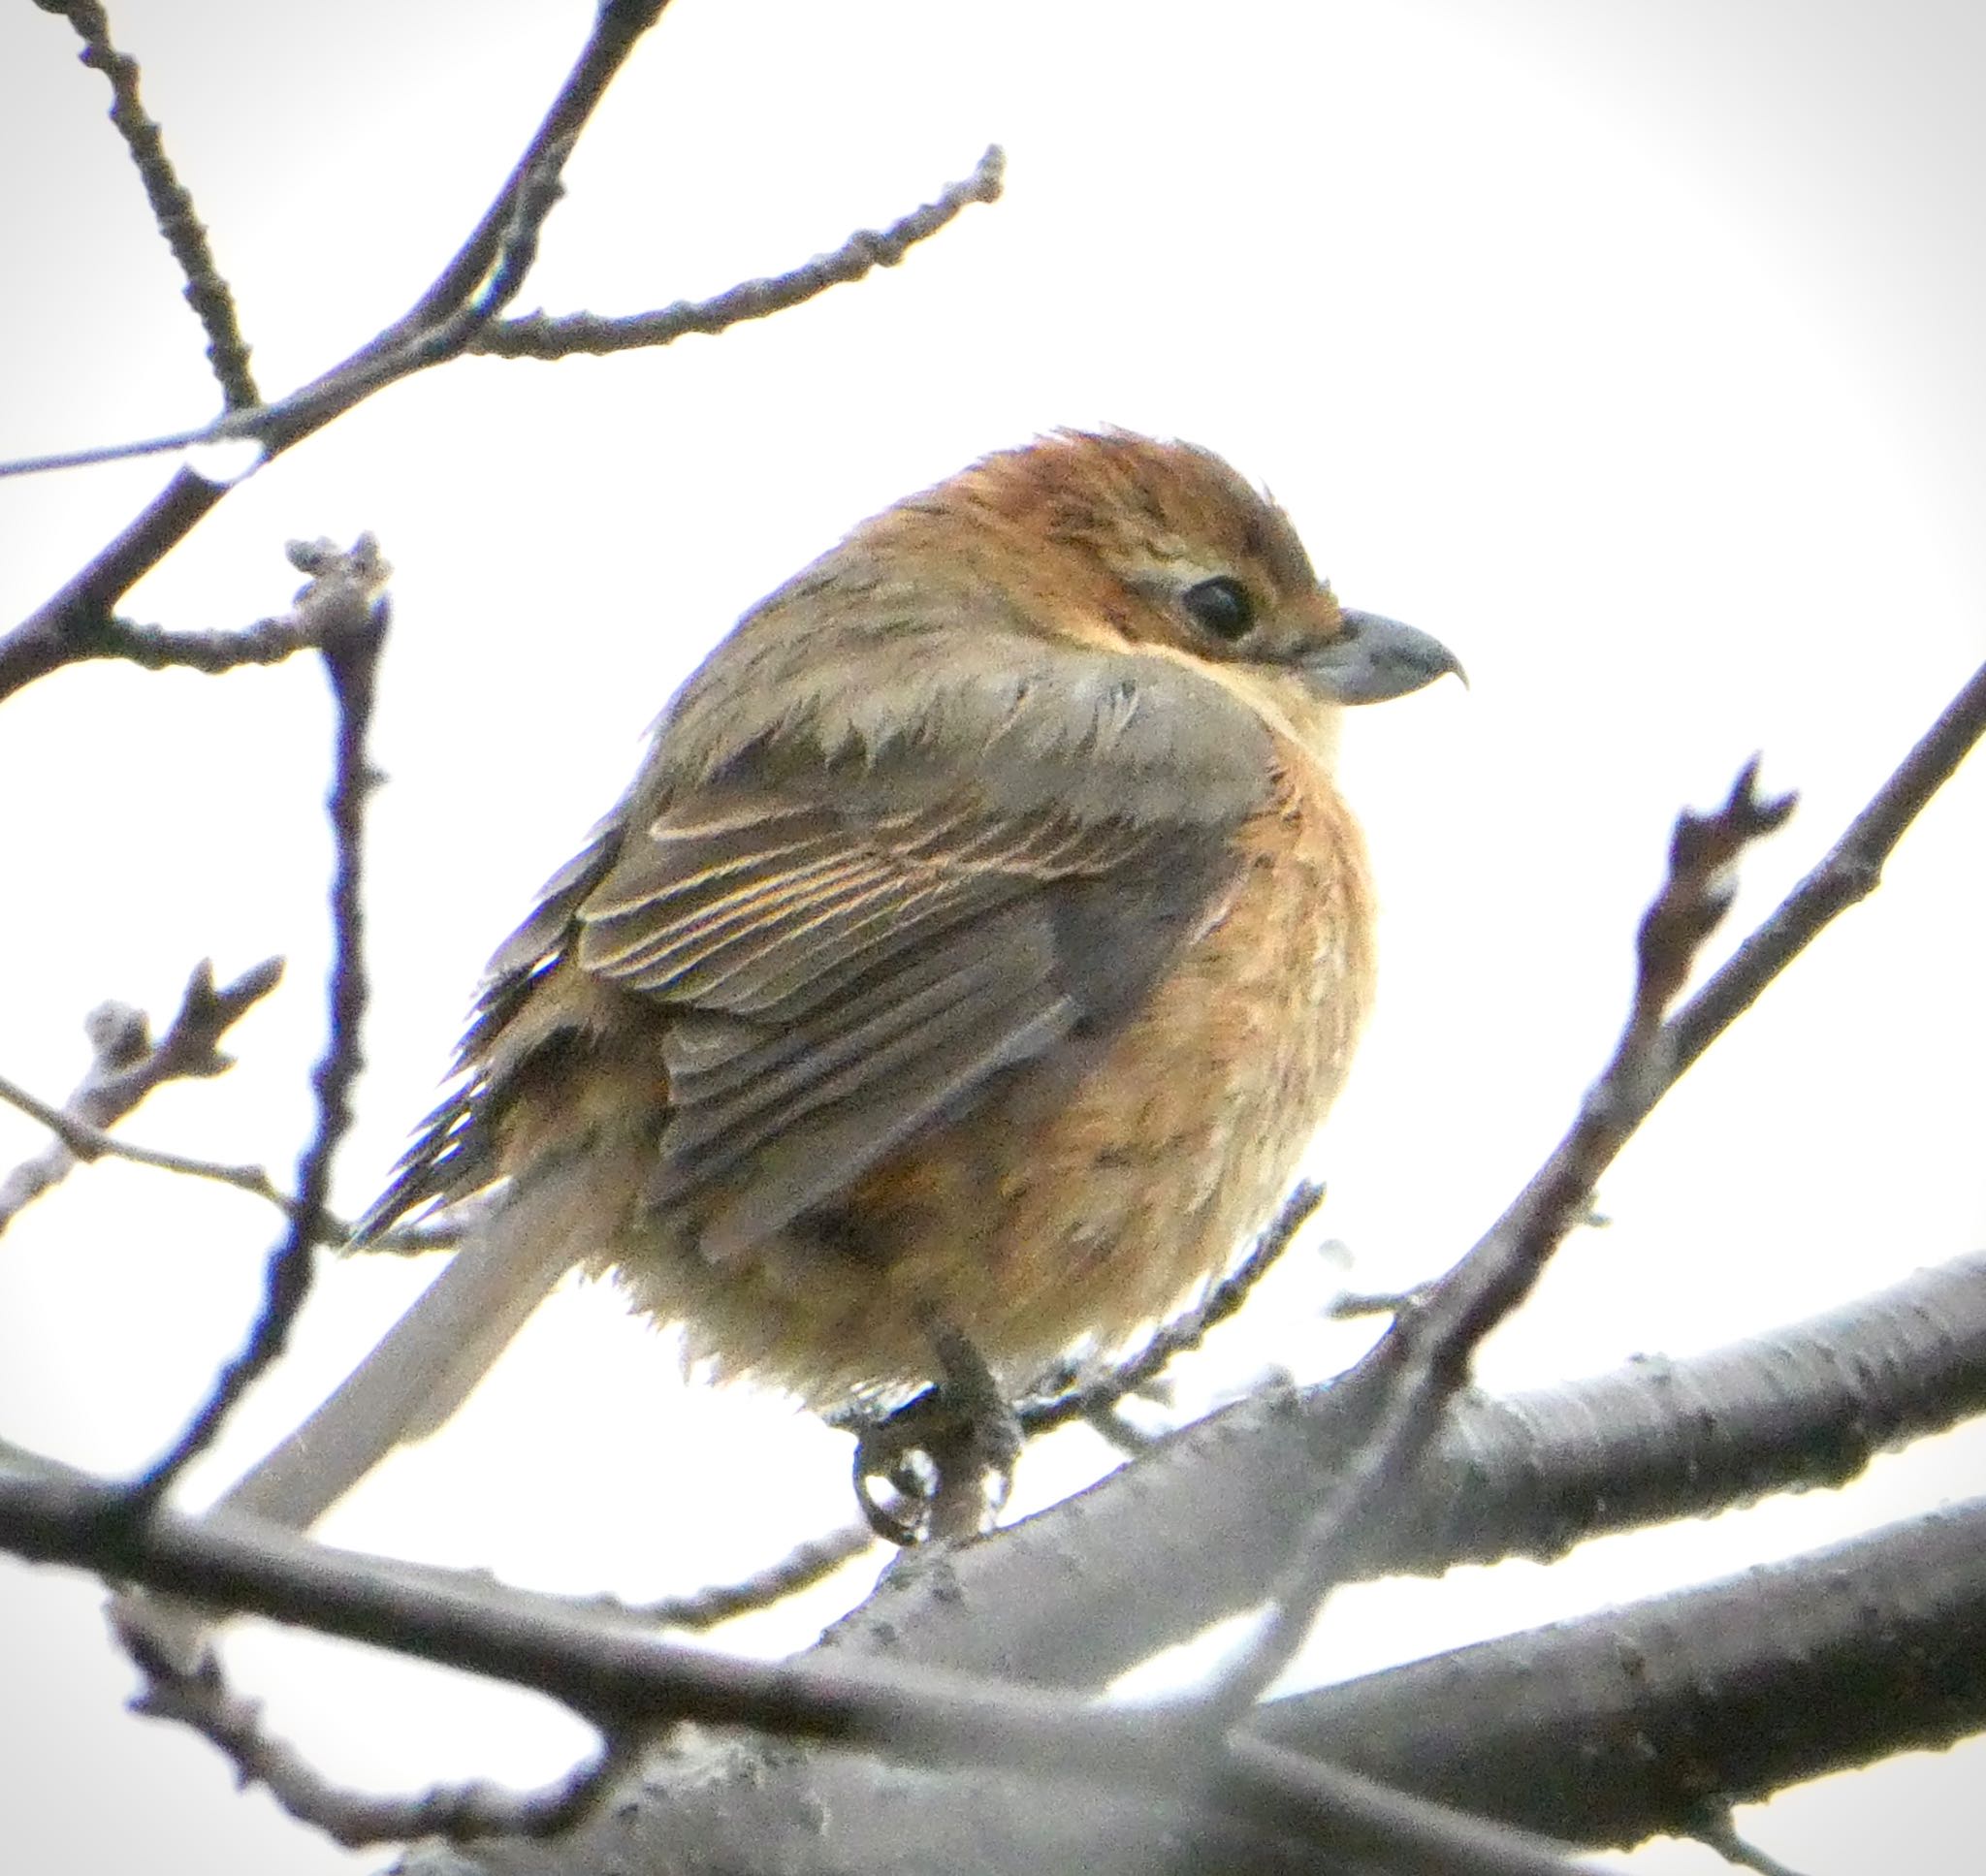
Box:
[2,3,1984,1871]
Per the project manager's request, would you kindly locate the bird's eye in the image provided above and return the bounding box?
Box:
[1181,576,1255,642]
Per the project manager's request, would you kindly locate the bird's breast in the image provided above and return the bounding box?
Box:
[938,744,1375,1370]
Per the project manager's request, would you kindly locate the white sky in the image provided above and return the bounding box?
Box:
[2,2,1984,1871]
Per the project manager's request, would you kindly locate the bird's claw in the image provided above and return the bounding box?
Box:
[852,1324,1022,1544]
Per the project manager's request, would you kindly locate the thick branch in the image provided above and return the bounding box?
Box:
[0,1465,1591,1875]
[1259,1494,1986,1847]
[411,1490,1986,1876]
[836,1247,1986,1683]
[13,1243,1980,1868]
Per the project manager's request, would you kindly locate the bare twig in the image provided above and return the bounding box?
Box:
[0,140,1009,485]
[620,1520,877,1631]
[123,538,389,1508]
[0,957,283,1234]
[1329,1281,1434,1320]
[1692,1815,1812,1876]
[1080,1401,1162,1455]
[471,143,1008,361]
[360,0,671,361]
[1668,652,1986,1072]
[243,133,585,439]
[1204,763,1797,1720]
[0,1067,296,1212]
[63,604,324,675]
[120,1621,630,1849]
[0,1,675,701]
[37,0,258,408]
[1013,1181,1328,1435]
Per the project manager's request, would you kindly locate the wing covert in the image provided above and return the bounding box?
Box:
[574,773,1215,1256]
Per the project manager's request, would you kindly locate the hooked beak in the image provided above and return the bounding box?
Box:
[1300,610,1466,705]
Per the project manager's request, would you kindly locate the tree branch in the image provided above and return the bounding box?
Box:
[0,0,675,699]
[836,1247,1986,1685]
[12,1240,1981,1867]
[1257,1494,1986,1847]
[0,956,283,1235]
[0,1461,1595,1874]
[0,1065,299,1214]
[36,0,258,408]
[469,143,1007,362]
[392,1485,1986,1876]
[122,537,389,1507]
[123,1622,635,1849]
[1204,763,1796,1718]
[1668,651,1986,1073]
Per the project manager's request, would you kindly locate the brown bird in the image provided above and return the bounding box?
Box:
[216,429,1459,1544]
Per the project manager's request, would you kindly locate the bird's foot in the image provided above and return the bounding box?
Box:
[852,1322,1021,1545]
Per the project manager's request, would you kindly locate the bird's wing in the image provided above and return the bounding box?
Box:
[370,638,1276,1259]
[578,766,1235,1259]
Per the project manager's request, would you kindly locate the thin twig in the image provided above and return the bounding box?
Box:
[0,1068,295,1211]
[1013,1181,1328,1435]
[1081,1402,1163,1455]
[0,958,284,1234]
[122,539,390,1508]
[1203,763,1798,1721]
[0,141,1009,484]
[67,606,323,674]
[0,1057,388,1239]
[1692,1812,1812,1876]
[472,143,1008,361]
[361,0,672,363]
[244,134,585,440]
[120,1620,631,1849]
[38,0,258,407]
[1668,652,1986,1073]
[0,1,674,703]
[622,1520,878,1631]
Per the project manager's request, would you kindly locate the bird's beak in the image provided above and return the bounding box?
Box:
[1300,610,1466,705]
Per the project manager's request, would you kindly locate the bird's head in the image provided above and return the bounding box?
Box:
[913,429,1464,747]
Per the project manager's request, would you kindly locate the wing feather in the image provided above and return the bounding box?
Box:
[567,780,1210,1256]
[368,636,1274,1263]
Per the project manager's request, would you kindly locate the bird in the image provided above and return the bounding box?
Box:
[210,428,1460,1547]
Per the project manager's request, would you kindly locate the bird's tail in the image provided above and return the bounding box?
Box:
[114,1154,601,1668]
[210,1165,589,1532]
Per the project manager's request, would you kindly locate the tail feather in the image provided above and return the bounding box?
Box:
[216,1156,602,1532]
[214,1213,561,1531]
[112,1158,597,1670]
